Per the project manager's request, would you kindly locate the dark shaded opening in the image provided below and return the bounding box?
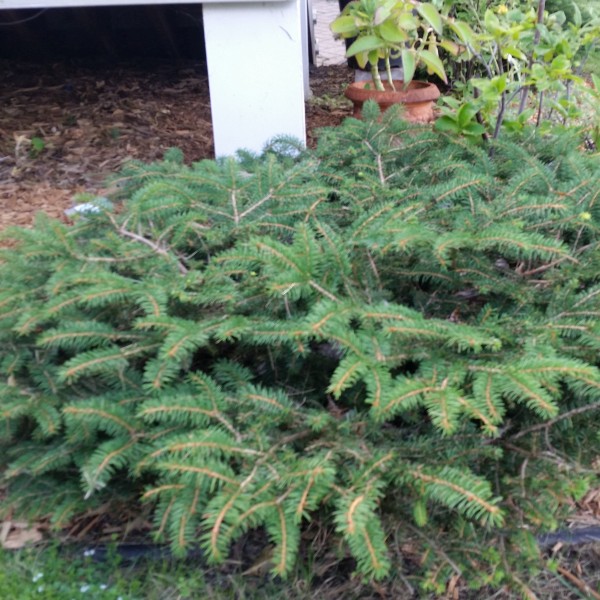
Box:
[0,5,206,61]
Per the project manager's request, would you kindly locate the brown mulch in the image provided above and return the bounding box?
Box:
[0,59,353,230]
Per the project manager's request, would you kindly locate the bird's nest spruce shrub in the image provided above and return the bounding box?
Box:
[1,103,600,595]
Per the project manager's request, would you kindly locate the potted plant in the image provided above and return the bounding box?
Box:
[331,0,476,122]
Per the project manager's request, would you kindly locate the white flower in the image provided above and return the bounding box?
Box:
[506,54,521,71]
[37,585,44,593]
[32,572,44,582]
[83,548,96,557]
[99,584,108,590]
[80,584,91,593]
[64,197,113,218]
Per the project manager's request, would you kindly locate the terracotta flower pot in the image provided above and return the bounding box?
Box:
[345,80,441,123]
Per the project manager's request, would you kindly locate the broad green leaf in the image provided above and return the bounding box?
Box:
[378,20,408,43]
[397,10,418,30]
[572,2,582,27]
[434,116,460,133]
[368,49,382,66]
[565,73,584,85]
[491,75,507,94]
[373,5,391,25]
[543,49,555,63]
[419,49,447,83]
[530,64,547,80]
[439,39,460,56]
[484,9,504,36]
[346,35,385,57]
[550,55,571,73]
[330,15,359,36]
[517,108,535,123]
[472,77,495,93]
[401,48,416,85]
[463,122,486,136]
[448,20,476,46]
[417,3,443,35]
[355,51,369,69]
[457,104,477,129]
[552,10,567,25]
[501,46,527,61]
[546,97,568,117]
[503,119,523,133]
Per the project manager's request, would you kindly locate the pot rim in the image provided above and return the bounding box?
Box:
[345,80,440,104]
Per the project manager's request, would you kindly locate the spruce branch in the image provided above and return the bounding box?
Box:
[555,565,600,600]
[510,400,600,440]
[108,214,189,274]
[405,523,463,577]
[364,141,386,185]
[308,280,339,302]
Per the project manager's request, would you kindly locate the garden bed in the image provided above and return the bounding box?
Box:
[0,59,353,230]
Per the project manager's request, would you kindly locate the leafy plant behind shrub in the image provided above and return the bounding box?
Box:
[438,0,600,142]
[1,104,600,592]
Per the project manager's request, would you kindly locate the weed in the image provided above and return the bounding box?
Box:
[28,137,45,158]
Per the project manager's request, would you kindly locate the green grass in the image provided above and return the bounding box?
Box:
[3,542,599,600]
[0,544,338,600]
[0,542,419,599]
[0,544,217,600]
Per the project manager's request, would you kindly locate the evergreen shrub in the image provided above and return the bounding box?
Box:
[1,103,600,591]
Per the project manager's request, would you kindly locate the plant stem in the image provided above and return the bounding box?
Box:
[563,81,572,125]
[371,63,385,91]
[511,400,600,440]
[467,42,493,79]
[536,90,544,127]
[518,0,546,114]
[385,56,395,92]
[489,94,506,158]
[473,88,490,143]
[492,47,506,141]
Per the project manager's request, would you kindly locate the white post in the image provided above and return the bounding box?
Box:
[203,0,306,157]
[300,0,311,100]
[0,0,308,158]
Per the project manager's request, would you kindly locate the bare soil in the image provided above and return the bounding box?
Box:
[0,59,353,230]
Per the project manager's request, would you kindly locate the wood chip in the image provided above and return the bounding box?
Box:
[0,60,353,231]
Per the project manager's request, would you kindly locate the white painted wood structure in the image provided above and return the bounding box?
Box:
[0,0,308,157]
